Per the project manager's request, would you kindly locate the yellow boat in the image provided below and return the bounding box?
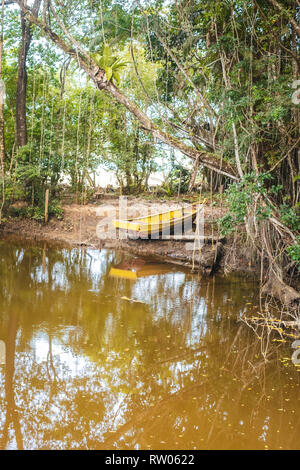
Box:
[113,205,198,239]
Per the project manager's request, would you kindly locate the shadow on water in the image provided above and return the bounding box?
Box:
[0,239,299,450]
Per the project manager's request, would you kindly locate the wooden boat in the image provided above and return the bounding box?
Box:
[113,205,198,239]
[109,259,173,280]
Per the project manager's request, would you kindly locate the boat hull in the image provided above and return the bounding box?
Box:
[113,207,197,239]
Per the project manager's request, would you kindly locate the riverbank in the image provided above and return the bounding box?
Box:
[0,197,257,277]
[1,196,300,309]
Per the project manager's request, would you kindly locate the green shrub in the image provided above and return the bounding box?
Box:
[286,237,300,266]
[219,172,273,235]
[279,204,300,232]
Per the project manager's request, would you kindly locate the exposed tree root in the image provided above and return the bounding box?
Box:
[261,271,300,308]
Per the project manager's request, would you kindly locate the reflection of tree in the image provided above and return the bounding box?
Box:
[99,326,299,451]
[0,312,23,450]
[0,241,299,449]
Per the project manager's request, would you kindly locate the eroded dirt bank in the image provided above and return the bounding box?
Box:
[0,197,254,276]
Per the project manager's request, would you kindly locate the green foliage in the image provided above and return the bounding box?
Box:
[101,102,159,193]
[161,164,191,196]
[25,205,44,222]
[49,199,64,220]
[286,238,300,266]
[279,205,300,232]
[6,196,63,222]
[219,173,273,235]
[92,45,128,85]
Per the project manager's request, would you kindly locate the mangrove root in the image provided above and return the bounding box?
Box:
[261,273,300,308]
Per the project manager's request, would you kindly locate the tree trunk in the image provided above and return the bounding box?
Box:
[0,312,23,450]
[0,0,5,224]
[16,0,41,148]
[0,0,5,175]
[188,155,200,191]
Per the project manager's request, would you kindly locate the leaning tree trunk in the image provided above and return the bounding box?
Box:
[16,0,41,148]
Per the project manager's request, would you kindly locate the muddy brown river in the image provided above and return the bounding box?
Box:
[0,240,299,450]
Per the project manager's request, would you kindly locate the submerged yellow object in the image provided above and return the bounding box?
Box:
[109,259,174,280]
[110,268,138,280]
[113,204,198,239]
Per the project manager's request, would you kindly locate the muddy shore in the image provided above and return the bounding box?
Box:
[0,197,255,276]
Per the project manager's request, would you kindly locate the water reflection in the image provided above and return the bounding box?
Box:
[0,240,299,450]
[109,259,174,280]
[0,341,5,365]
